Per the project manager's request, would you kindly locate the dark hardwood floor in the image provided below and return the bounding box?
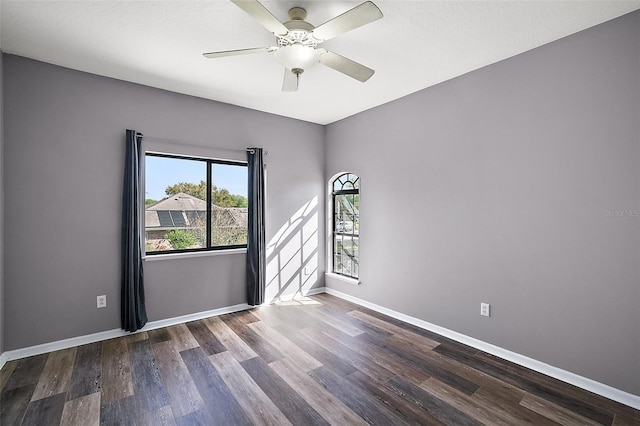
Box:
[0,293,638,425]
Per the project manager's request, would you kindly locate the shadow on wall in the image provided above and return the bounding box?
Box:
[266,196,319,303]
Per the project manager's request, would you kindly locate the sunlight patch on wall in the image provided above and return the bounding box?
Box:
[266,197,319,303]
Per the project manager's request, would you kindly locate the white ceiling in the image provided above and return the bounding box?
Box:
[2,1,639,124]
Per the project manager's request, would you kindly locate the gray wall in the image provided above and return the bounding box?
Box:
[3,55,325,351]
[326,11,640,395]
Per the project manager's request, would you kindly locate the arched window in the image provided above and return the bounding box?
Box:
[331,173,359,279]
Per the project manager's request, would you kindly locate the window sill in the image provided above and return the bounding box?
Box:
[325,272,360,286]
[144,248,247,262]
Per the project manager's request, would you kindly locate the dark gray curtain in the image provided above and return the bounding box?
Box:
[121,129,148,332]
[247,148,266,306]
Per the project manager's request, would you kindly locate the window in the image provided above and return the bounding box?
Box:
[145,153,248,254]
[332,173,359,278]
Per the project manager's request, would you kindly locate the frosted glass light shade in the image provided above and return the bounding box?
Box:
[274,44,320,71]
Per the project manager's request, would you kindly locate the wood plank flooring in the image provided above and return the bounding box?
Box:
[1,293,638,425]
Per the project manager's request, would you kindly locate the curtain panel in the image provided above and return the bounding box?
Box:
[246,148,266,306]
[121,129,148,332]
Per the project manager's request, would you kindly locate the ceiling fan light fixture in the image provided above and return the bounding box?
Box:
[273,44,320,71]
[205,1,383,91]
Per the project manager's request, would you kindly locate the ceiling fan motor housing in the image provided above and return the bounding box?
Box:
[288,7,307,20]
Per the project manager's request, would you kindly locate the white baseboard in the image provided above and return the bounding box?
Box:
[324,287,640,410]
[0,351,9,370]
[0,303,250,369]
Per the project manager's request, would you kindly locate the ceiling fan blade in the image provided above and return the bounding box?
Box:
[203,47,276,59]
[231,0,289,35]
[311,1,382,42]
[282,69,299,92]
[319,50,375,82]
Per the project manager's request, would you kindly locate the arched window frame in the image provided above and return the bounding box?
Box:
[330,173,360,280]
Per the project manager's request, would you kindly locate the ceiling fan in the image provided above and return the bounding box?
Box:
[203,0,383,91]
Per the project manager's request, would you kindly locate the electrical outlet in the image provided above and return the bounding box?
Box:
[303,266,310,276]
[97,295,107,309]
[480,303,490,317]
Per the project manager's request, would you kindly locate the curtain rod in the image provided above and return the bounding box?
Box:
[140,134,266,155]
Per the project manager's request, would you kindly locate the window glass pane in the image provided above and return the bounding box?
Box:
[352,175,360,190]
[210,163,248,247]
[334,232,359,278]
[145,156,206,252]
[353,194,360,236]
[335,235,345,275]
[334,194,359,235]
[342,235,356,275]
